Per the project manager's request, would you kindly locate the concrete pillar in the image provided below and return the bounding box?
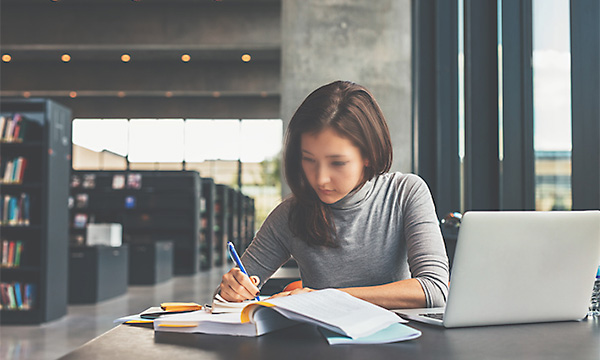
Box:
[281,0,412,195]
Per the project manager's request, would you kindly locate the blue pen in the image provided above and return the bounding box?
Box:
[227,242,260,301]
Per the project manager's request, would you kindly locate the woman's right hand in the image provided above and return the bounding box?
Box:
[219,268,261,302]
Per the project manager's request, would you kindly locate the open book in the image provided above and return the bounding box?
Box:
[153,289,421,344]
[210,293,261,314]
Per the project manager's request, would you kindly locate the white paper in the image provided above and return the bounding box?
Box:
[254,289,407,339]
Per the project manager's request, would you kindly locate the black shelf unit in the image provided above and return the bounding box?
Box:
[240,195,256,251]
[227,187,240,257]
[69,170,202,275]
[200,178,215,270]
[214,184,229,266]
[0,98,71,324]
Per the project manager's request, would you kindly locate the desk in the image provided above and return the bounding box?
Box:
[59,317,599,360]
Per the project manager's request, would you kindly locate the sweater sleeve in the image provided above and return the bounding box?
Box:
[239,200,293,288]
[400,175,450,307]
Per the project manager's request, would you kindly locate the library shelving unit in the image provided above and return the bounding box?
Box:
[69,170,201,275]
[227,187,240,257]
[200,178,215,270]
[213,184,229,267]
[0,98,71,324]
[240,195,256,251]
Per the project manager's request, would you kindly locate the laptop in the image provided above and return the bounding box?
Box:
[394,211,600,328]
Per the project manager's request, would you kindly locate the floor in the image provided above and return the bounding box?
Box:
[0,267,228,360]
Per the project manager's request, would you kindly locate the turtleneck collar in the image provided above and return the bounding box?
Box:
[329,177,376,210]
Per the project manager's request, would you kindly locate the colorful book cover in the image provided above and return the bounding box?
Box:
[76,193,89,209]
[14,241,23,267]
[11,157,20,182]
[22,193,30,226]
[7,241,15,267]
[0,283,7,308]
[82,174,96,189]
[2,195,10,223]
[17,115,27,141]
[24,283,35,310]
[0,116,5,140]
[12,114,22,142]
[2,240,8,266]
[73,213,88,228]
[112,174,126,190]
[70,174,81,188]
[4,117,14,142]
[7,283,17,309]
[127,173,142,189]
[14,282,23,309]
[3,160,13,183]
[8,197,18,225]
[18,157,27,183]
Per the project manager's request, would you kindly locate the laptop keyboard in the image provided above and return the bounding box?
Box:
[420,313,444,321]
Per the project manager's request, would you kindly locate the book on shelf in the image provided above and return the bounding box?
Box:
[73,213,88,229]
[82,174,96,189]
[7,241,15,267]
[124,195,136,209]
[71,174,81,188]
[127,173,142,189]
[1,193,31,226]
[75,193,89,209]
[1,240,24,268]
[112,174,125,190]
[1,114,28,143]
[1,156,27,184]
[0,282,35,311]
[153,289,421,345]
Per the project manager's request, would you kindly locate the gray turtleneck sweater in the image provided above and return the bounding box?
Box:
[240,172,450,307]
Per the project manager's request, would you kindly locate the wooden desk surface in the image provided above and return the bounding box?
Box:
[60,317,600,360]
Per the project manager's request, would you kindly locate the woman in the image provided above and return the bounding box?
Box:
[220,80,449,309]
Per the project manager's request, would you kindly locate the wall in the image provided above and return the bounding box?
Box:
[281,0,412,193]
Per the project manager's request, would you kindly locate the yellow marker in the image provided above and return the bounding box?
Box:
[157,324,198,328]
[124,320,154,324]
[160,302,202,312]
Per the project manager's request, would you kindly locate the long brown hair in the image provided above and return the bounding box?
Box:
[283,80,393,247]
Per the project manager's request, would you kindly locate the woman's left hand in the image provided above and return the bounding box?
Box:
[267,287,315,299]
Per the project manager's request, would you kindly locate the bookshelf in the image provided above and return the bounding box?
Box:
[0,98,71,324]
[69,170,202,275]
[200,178,215,270]
[240,195,256,251]
[214,184,229,266]
[227,187,240,257]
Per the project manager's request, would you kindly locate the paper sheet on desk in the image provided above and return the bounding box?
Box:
[319,322,422,345]
[243,289,408,339]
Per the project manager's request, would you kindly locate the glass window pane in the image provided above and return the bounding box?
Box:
[533,0,572,211]
[240,120,283,163]
[72,119,128,156]
[128,119,184,162]
[185,119,241,161]
[184,119,213,162]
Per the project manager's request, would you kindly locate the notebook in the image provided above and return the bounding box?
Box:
[394,210,600,328]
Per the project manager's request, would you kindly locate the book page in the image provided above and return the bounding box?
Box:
[256,289,406,339]
[211,294,261,313]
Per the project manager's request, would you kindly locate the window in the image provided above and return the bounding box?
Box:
[532,0,572,210]
[72,118,284,229]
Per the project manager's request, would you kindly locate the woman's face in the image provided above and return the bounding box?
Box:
[300,127,368,204]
